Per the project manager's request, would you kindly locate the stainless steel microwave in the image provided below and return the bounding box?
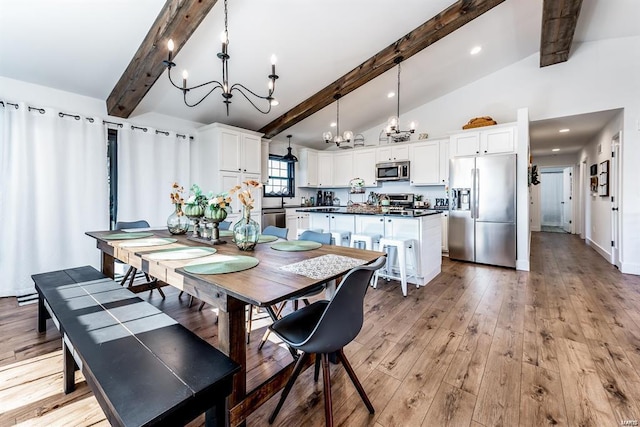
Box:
[376,161,410,181]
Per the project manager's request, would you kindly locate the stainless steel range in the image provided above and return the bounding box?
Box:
[382,193,415,212]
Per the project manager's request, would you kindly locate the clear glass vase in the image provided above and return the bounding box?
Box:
[233,206,259,251]
[167,204,190,235]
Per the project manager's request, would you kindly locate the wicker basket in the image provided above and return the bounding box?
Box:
[462,116,497,130]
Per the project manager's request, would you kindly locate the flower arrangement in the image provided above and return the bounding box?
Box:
[170,182,186,213]
[182,184,210,217]
[229,179,262,211]
[207,192,232,211]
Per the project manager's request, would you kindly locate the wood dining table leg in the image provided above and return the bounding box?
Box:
[101,251,115,279]
[217,295,247,427]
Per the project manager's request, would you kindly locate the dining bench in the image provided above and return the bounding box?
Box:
[33,265,240,427]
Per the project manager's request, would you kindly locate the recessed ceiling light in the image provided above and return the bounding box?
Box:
[559,128,570,133]
[387,92,395,98]
[552,148,560,152]
[470,46,482,55]
[330,122,337,128]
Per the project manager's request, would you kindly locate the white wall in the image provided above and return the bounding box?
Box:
[577,111,624,261]
[360,36,640,275]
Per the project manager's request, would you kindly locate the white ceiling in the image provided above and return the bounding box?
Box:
[1,0,638,152]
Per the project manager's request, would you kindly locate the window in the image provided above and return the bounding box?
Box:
[264,156,295,197]
[107,128,118,229]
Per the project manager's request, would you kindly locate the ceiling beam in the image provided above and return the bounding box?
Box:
[259,0,506,139]
[539,0,583,67]
[106,0,218,118]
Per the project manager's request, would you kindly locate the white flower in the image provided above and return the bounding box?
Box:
[187,195,196,204]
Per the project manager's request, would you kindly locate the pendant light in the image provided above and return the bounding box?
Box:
[385,57,417,142]
[282,135,298,163]
[323,94,353,147]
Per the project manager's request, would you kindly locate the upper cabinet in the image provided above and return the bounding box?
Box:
[198,123,263,174]
[333,151,353,187]
[377,145,409,162]
[298,149,318,187]
[194,123,263,192]
[353,148,378,187]
[317,152,334,187]
[449,124,516,157]
[409,138,449,186]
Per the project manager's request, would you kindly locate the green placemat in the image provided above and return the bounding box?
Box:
[183,255,259,274]
[258,235,279,243]
[146,246,216,261]
[271,240,322,251]
[118,238,177,248]
[219,230,234,237]
[103,232,153,240]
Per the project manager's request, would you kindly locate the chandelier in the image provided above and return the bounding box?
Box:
[162,0,279,115]
[386,57,416,142]
[323,94,353,148]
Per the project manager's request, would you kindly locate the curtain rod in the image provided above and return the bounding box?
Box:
[1,100,194,140]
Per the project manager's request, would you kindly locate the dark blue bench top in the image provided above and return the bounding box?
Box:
[33,265,239,427]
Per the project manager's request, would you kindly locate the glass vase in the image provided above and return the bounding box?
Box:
[233,206,259,251]
[167,204,190,235]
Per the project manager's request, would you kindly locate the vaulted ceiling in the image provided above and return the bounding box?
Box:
[1,0,638,151]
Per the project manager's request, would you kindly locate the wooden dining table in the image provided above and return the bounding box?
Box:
[85,229,384,426]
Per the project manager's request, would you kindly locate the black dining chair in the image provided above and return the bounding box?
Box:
[257,230,332,351]
[246,225,290,343]
[268,256,386,426]
[219,220,232,230]
[114,220,165,299]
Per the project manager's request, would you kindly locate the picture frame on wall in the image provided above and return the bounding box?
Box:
[590,164,598,176]
[599,160,609,197]
[590,176,598,194]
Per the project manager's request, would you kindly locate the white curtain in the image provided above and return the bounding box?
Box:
[541,172,563,226]
[117,126,190,228]
[0,103,109,297]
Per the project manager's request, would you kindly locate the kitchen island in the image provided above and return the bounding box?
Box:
[298,207,442,287]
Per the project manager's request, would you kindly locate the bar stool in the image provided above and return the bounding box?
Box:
[330,230,351,246]
[350,233,381,251]
[374,237,420,297]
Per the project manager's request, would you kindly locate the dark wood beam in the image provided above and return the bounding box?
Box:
[106,0,218,118]
[259,0,506,139]
[539,0,583,67]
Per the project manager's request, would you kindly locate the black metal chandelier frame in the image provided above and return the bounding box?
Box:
[162,0,279,115]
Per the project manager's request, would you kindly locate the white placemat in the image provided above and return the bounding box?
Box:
[279,254,367,280]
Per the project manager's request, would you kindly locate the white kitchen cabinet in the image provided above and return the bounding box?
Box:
[309,213,355,235]
[449,124,516,157]
[354,213,442,286]
[409,138,449,186]
[377,145,409,162]
[218,171,262,228]
[298,149,318,187]
[317,152,333,187]
[441,211,449,253]
[198,123,262,174]
[260,140,270,184]
[286,209,309,240]
[332,151,353,187]
[409,141,439,185]
[352,148,378,187]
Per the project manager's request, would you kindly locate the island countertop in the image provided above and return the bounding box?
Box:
[296,207,443,218]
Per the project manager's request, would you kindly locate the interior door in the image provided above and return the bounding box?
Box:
[563,167,572,233]
[611,133,621,268]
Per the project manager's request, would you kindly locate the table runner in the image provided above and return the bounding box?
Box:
[279,254,367,280]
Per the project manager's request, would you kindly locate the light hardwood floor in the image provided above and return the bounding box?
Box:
[1,232,640,426]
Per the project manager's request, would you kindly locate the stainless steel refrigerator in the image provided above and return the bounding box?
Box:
[449,153,516,268]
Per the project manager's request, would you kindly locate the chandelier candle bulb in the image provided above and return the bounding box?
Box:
[270,54,277,76]
[167,39,174,61]
[182,70,188,89]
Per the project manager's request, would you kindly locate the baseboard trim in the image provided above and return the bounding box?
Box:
[586,238,611,261]
[620,262,640,276]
